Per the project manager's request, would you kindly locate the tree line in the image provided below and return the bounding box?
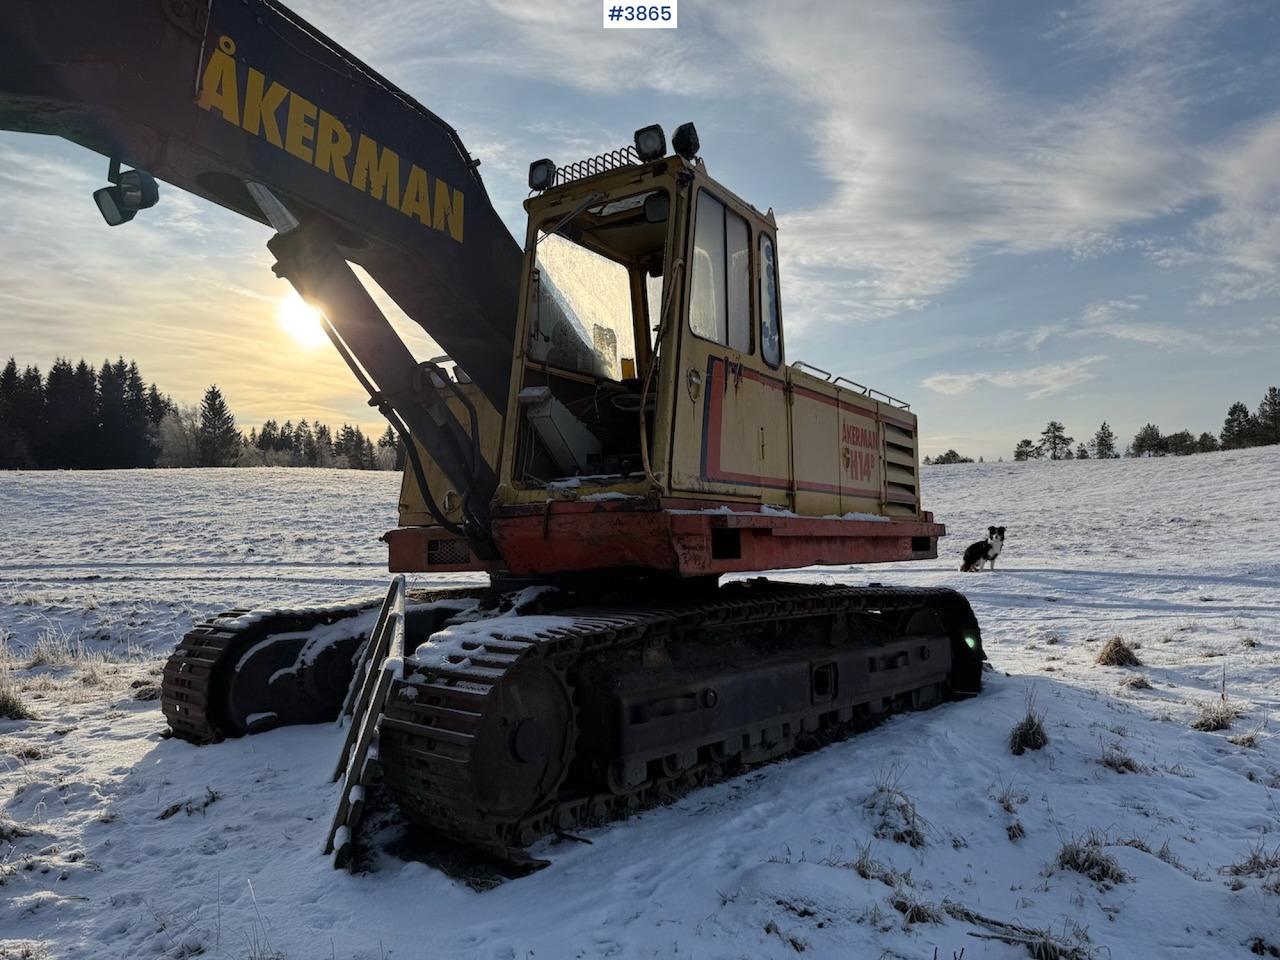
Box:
[923,385,1280,465]
[1013,386,1279,461]
[0,357,400,471]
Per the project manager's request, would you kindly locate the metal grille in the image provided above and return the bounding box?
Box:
[427,538,472,566]
[553,145,641,188]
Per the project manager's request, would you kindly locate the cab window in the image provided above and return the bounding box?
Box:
[759,232,782,367]
[690,191,752,353]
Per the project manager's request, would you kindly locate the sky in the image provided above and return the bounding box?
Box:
[2,0,1279,460]
[2,449,1279,957]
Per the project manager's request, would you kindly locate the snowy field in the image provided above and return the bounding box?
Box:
[2,450,1279,960]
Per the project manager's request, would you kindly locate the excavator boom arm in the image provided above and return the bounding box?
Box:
[0,0,523,409]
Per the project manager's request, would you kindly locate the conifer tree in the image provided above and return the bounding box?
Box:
[1164,429,1195,456]
[198,385,240,466]
[0,358,34,468]
[96,358,128,467]
[14,364,46,458]
[70,361,98,464]
[296,419,319,466]
[1131,423,1165,457]
[313,423,334,466]
[257,419,279,451]
[123,360,153,467]
[146,383,172,426]
[1090,421,1118,459]
[40,358,79,468]
[1036,421,1073,460]
[1255,386,1280,446]
[1220,402,1255,450]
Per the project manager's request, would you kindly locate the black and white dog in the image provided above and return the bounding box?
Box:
[960,526,1006,572]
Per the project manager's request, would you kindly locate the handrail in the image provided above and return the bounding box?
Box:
[326,575,406,867]
[789,361,911,410]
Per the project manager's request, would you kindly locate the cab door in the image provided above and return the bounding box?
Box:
[667,189,789,503]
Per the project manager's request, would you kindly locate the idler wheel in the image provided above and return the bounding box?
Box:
[219,631,366,737]
[471,660,574,820]
[220,635,309,736]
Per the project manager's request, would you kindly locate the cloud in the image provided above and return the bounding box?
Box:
[1000,296,1226,353]
[922,355,1107,400]
[1187,112,1280,305]
[1061,0,1219,54]
[704,0,1222,326]
[293,0,740,101]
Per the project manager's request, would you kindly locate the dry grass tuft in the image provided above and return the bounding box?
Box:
[866,767,927,848]
[1223,839,1280,879]
[0,671,35,721]
[1119,674,1152,690]
[1100,741,1148,774]
[1190,699,1243,732]
[1156,839,1183,869]
[888,891,943,925]
[1009,689,1048,756]
[1095,636,1142,667]
[0,940,52,960]
[1055,831,1130,887]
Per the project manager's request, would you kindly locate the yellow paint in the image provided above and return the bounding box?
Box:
[352,134,401,209]
[241,68,287,147]
[196,47,239,125]
[401,164,431,224]
[315,110,352,183]
[284,91,318,163]
[433,179,464,242]
[195,35,465,243]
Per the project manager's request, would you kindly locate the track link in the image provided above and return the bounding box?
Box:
[376,581,984,862]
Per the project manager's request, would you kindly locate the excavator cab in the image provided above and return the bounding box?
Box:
[506,160,673,494]
[503,123,788,505]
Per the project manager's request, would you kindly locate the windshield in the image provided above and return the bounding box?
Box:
[529,232,637,381]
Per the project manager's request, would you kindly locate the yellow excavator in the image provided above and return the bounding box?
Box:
[2,0,985,864]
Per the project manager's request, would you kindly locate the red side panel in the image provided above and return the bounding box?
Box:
[385,499,944,577]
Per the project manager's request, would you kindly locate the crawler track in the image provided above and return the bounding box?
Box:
[377,581,984,862]
[162,601,381,742]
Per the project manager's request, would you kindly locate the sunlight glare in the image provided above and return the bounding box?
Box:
[276,290,330,349]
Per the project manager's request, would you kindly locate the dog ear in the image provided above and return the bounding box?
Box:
[987,526,996,536]
[997,526,1006,536]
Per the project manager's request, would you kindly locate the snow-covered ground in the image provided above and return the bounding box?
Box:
[2,450,1278,960]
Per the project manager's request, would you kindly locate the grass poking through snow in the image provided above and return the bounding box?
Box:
[1095,636,1142,667]
[1009,688,1048,755]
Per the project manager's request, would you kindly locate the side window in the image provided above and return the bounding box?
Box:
[759,233,782,367]
[690,191,752,352]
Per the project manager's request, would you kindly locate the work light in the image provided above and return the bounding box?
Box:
[528,158,557,191]
[633,124,666,162]
[93,168,159,226]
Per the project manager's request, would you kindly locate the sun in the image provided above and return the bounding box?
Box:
[276,290,330,349]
